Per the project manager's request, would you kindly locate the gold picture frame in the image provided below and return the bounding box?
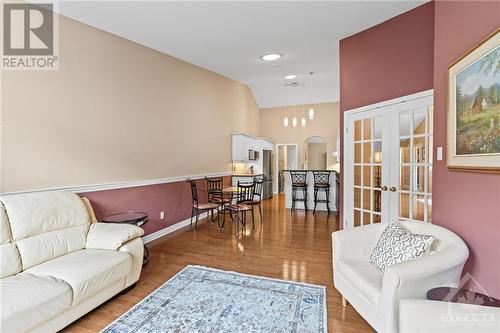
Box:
[447,29,500,172]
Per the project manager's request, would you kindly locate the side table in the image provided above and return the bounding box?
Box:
[102,211,150,266]
[427,287,500,307]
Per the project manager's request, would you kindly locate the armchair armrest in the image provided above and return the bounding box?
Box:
[378,246,469,333]
[332,223,384,262]
[86,222,144,250]
[383,245,469,297]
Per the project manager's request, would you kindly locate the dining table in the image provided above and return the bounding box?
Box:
[222,186,238,194]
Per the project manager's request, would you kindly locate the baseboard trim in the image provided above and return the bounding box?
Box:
[142,212,208,244]
[1,172,232,196]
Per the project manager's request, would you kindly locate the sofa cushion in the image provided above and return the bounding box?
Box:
[26,249,132,305]
[0,203,12,244]
[0,273,73,332]
[338,259,383,305]
[15,224,89,270]
[1,191,91,269]
[0,204,22,278]
[0,244,22,278]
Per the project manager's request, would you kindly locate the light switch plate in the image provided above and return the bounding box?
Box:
[437,147,443,161]
[160,211,165,220]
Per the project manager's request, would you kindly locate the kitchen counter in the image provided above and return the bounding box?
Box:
[283,170,339,212]
[231,174,263,187]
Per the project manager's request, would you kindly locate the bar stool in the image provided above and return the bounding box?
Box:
[313,171,331,213]
[290,171,308,211]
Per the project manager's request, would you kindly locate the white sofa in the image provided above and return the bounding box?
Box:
[332,221,469,333]
[400,299,500,332]
[0,191,144,332]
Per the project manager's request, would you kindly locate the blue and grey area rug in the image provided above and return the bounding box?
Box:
[103,265,327,333]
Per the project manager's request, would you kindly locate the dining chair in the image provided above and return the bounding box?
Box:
[205,176,231,223]
[223,181,254,232]
[242,176,264,224]
[186,178,220,230]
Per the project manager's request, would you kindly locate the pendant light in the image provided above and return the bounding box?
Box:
[308,72,315,120]
[308,108,314,120]
[283,116,289,127]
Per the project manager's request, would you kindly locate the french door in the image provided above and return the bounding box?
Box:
[344,91,433,229]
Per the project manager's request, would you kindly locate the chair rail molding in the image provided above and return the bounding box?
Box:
[0,172,232,196]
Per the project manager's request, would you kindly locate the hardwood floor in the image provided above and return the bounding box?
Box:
[64,194,374,333]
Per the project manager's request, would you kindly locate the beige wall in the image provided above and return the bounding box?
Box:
[259,102,340,170]
[0,14,260,192]
[307,143,327,170]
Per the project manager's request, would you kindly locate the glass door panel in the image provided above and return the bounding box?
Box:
[346,108,390,228]
[390,96,433,222]
[345,92,433,229]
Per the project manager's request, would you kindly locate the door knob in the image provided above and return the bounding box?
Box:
[381,186,388,191]
[389,186,397,192]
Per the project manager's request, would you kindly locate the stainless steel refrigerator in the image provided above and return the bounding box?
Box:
[262,150,273,200]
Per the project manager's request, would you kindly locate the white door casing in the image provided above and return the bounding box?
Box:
[343,90,434,229]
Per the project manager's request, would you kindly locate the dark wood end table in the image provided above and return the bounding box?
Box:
[427,287,500,307]
[102,211,150,266]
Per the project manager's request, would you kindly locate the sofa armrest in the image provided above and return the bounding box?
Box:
[86,222,144,250]
[118,237,144,287]
[332,223,383,262]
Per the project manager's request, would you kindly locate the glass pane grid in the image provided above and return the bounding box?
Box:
[397,106,433,223]
[353,113,389,227]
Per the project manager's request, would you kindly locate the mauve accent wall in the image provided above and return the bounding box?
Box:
[433,0,500,298]
[340,0,500,298]
[339,2,435,225]
[79,177,231,235]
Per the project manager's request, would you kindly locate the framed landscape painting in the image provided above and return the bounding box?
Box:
[447,29,500,172]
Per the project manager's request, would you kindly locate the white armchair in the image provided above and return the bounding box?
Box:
[332,221,469,333]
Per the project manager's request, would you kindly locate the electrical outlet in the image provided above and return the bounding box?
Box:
[160,211,165,220]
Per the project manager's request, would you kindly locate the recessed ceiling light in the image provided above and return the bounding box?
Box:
[261,53,283,61]
[284,74,297,80]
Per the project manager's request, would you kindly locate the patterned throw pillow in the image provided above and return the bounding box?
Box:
[369,220,435,272]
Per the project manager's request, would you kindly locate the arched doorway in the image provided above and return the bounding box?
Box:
[303,136,327,170]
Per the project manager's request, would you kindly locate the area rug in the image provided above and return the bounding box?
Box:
[102,265,327,333]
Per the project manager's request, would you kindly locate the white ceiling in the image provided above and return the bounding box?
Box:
[54,1,427,108]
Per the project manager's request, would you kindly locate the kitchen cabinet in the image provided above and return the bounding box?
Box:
[257,138,274,151]
[232,134,250,161]
[232,134,273,162]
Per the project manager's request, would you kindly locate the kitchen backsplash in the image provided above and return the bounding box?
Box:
[232,162,260,174]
